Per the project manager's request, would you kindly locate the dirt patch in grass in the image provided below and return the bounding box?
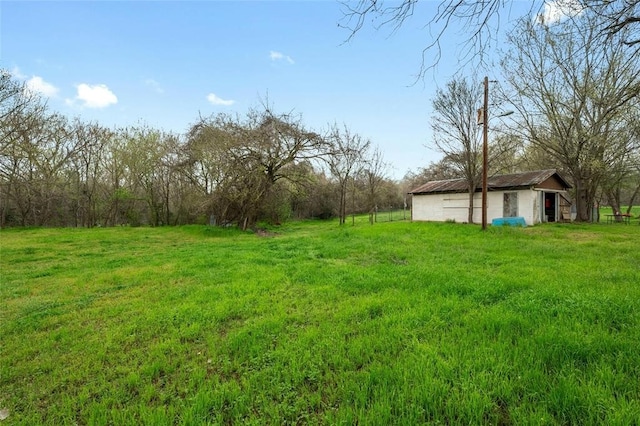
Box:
[253,228,278,237]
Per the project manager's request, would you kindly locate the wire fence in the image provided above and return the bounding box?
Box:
[373,208,411,223]
[342,209,410,226]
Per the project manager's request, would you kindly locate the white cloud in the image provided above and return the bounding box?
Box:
[207,93,235,106]
[270,50,294,64]
[10,66,27,80]
[8,67,59,98]
[537,0,584,25]
[26,76,59,97]
[67,83,118,109]
[144,78,164,94]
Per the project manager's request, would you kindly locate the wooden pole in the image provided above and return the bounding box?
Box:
[482,76,489,231]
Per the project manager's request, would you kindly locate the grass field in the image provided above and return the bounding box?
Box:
[1,220,639,425]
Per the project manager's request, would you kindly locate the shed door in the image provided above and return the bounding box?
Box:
[543,192,557,222]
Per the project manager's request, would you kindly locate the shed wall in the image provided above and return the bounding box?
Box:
[412,189,537,225]
[537,175,566,190]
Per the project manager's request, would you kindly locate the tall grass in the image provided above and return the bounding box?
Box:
[1,221,639,424]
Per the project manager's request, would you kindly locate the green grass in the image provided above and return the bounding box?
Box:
[1,221,639,425]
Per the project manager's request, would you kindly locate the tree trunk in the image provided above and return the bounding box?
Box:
[626,182,640,215]
[165,180,171,226]
[339,182,347,225]
[606,189,622,217]
[467,184,475,224]
[574,181,592,222]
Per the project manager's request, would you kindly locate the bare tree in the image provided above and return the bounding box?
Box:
[585,0,640,45]
[0,70,49,227]
[362,146,388,224]
[185,106,325,229]
[340,0,640,76]
[101,132,131,226]
[325,124,371,225]
[0,70,48,154]
[114,126,182,226]
[67,120,113,227]
[502,13,640,221]
[0,106,80,226]
[430,77,485,223]
[29,114,80,226]
[488,132,526,175]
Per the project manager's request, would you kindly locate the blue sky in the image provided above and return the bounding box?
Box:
[1,1,549,179]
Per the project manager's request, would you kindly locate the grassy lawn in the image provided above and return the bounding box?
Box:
[1,220,639,425]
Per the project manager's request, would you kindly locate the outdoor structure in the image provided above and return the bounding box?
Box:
[409,169,572,226]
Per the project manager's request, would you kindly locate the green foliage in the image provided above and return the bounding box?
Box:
[1,222,639,424]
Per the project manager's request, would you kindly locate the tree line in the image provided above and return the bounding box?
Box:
[0,71,403,229]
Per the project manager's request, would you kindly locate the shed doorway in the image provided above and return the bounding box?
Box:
[543,192,557,222]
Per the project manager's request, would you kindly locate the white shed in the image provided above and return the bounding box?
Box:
[409,169,572,226]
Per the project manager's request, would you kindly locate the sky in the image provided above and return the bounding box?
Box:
[1,1,562,180]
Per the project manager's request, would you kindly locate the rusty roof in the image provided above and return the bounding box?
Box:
[409,169,571,194]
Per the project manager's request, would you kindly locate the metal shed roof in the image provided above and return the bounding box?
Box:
[409,169,571,195]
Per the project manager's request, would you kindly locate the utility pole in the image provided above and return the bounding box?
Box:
[482,76,489,231]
